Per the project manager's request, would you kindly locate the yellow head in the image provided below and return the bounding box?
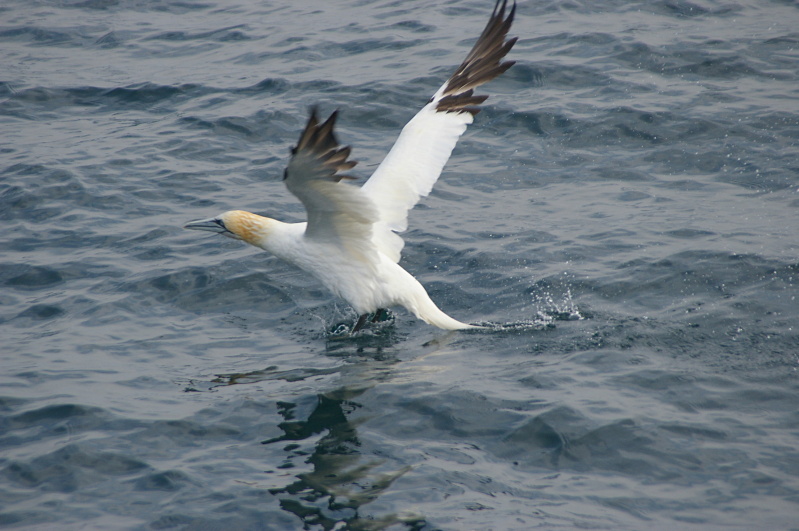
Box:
[184,210,273,247]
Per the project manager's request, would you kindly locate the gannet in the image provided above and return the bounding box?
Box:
[185,0,516,331]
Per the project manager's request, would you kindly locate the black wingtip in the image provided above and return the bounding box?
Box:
[435,0,517,115]
[286,107,358,182]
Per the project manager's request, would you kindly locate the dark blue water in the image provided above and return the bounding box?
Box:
[2,0,798,529]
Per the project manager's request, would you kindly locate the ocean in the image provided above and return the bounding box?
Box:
[1,0,798,529]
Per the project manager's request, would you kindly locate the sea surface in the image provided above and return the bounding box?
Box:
[2,0,798,529]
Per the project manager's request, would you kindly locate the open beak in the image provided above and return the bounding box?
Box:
[184,217,228,234]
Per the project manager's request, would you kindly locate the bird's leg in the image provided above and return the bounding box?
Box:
[352,314,369,333]
[371,308,388,323]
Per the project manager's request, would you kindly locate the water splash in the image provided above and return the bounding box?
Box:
[533,286,585,324]
[470,282,585,332]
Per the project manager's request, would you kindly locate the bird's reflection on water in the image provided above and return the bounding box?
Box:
[263,389,415,529]
[202,329,446,529]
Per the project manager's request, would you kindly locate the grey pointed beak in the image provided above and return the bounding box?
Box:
[184,217,228,234]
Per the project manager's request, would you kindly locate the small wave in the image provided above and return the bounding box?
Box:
[183,365,342,392]
[471,319,554,332]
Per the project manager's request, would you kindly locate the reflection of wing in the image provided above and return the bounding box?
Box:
[283,108,379,252]
[361,0,517,263]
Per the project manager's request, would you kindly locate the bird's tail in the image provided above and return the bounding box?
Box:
[418,304,479,330]
[403,277,480,330]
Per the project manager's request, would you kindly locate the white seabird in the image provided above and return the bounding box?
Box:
[185,0,517,331]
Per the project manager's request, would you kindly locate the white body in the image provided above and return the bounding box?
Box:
[224,214,474,330]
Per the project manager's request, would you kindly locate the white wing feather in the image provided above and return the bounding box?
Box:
[283,110,381,269]
[361,104,473,261]
[362,0,516,263]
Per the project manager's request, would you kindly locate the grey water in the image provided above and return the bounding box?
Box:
[2,0,798,529]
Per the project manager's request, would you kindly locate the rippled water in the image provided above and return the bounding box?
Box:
[2,0,798,529]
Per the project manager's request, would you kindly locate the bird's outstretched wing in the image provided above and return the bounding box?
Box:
[361,0,517,262]
[284,109,379,253]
